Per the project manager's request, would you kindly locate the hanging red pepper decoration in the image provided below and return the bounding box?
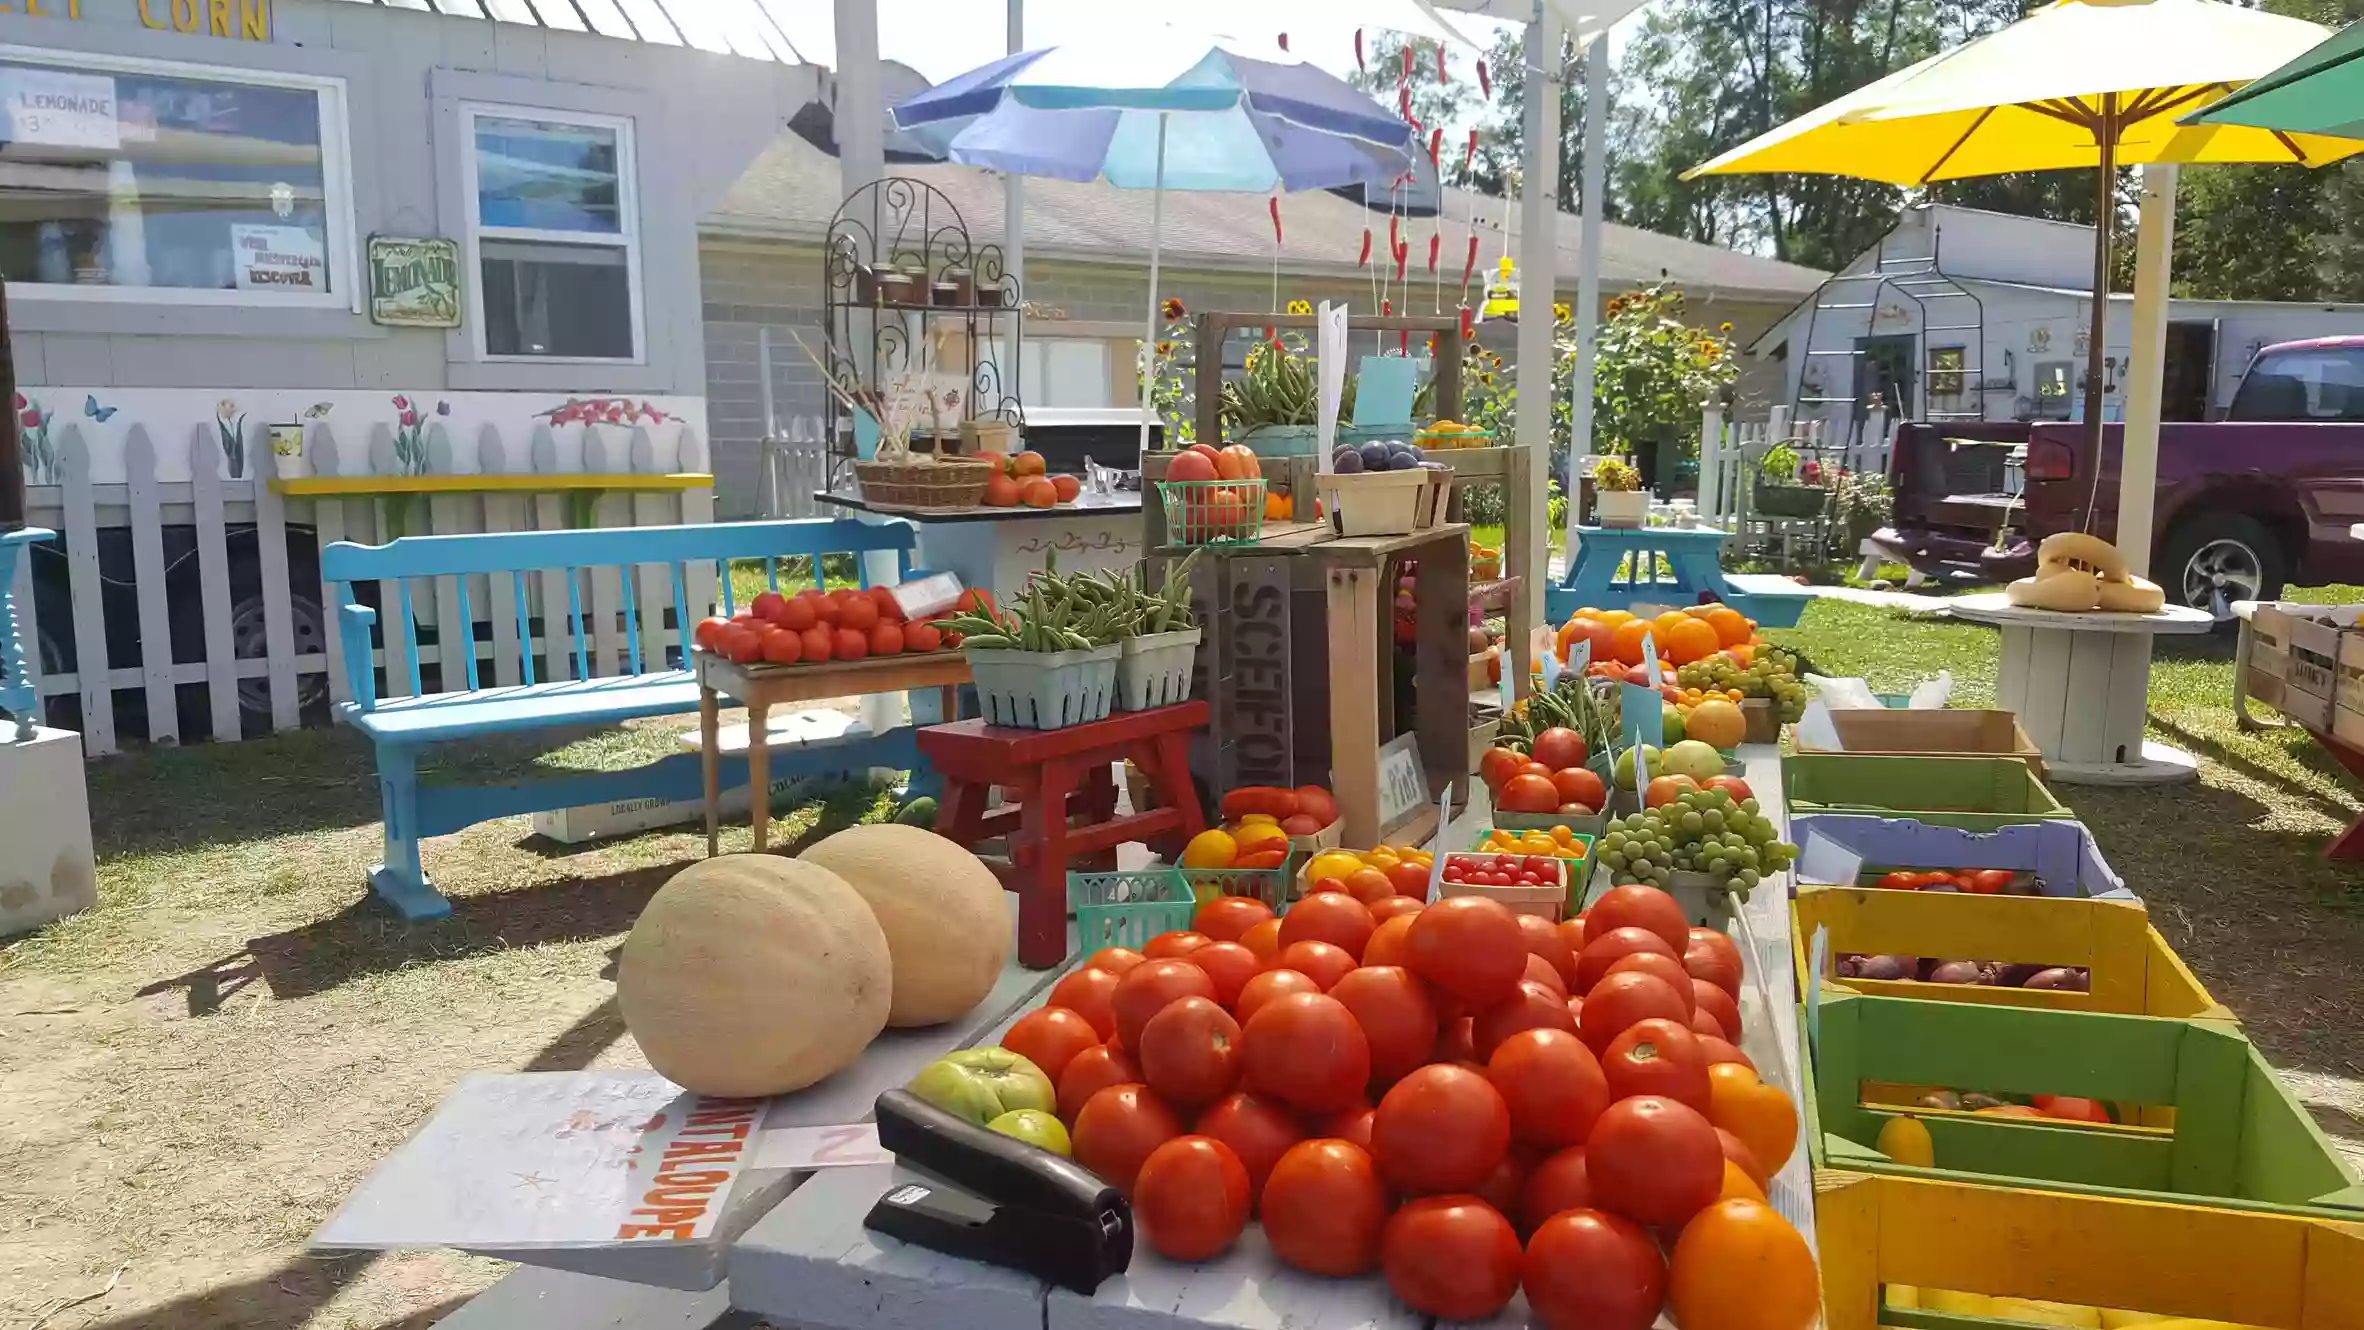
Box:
[1399,86,1413,121]
[1383,299,1393,316]
[1277,32,1289,52]
[1400,43,1414,83]
[1465,128,1480,172]
[1436,44,1449,84]
[1269,197,1283,246]
[1428,127,1444,169]
[1477,59,1492,99]
[1358,228,1373,267]
[1460,234,1481,295]
[1393,236,1409,282]
[1354,29,1365,73]
[1428,232,1441,273]
[1460,305,1476,340]
[1388,213,1400,257]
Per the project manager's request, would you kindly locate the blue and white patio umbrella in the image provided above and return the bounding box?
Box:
[893,33,1418,451]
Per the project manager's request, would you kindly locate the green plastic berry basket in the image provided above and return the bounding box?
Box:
[1157,479,1266,547]
[1184,852,1299,915]
[1068,869,1195,954]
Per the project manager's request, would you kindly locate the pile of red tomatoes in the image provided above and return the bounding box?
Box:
[996,879,1820,1330]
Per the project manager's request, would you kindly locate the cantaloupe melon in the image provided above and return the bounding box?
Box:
[798,824,1009,1027]
[618,854,891,1097]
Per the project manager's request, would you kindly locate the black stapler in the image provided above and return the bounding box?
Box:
[863,1088,1133,1293]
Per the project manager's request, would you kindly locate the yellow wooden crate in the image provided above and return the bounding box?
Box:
[1816,1169,2364,1330]
[1792,886,2232,1021]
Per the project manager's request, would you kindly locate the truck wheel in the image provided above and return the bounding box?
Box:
[2160,514,2283,620]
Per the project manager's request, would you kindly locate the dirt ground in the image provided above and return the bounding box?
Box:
[0,709,877,1330]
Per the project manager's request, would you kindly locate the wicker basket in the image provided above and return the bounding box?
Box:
[853,454,996,510]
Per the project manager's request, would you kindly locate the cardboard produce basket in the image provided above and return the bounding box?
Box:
[1783,754,2074,834]
[1792,888,2229,1020]
[1794,707,2046,779]
[1807,993,2361,1219]
[1789,815,2125,898]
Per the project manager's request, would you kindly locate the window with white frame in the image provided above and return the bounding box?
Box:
[0,48,351,304]
[462,106,641,361]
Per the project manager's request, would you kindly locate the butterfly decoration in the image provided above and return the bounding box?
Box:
[83,394,117,423]
[302,402,335,418]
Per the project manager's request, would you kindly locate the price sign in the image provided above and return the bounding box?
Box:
[1375,732,1427,831]
[2,70,119,151]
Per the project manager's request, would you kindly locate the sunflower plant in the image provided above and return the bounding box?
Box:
[1592,282,1738,485]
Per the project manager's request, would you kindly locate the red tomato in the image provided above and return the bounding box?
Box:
[1193,895,1275,943]
[1436,1014,1478,1065]
[835,592,879,633]
[1601,1017,1711,1110]
[1049,967,1122,1040]
[693,616,732,651]
[1585,1095,1724,1227]
[868,620,904,655]
[1071,1083,1183,1194]
[1057,1044,1141,1123]
[1143,930,1212,960]
[1697,1034,1756,1073]
[1273,940,1357,991]
[1193,1091,1303,1207]
[1380,1196,1523,1320]
[2034,1094,2113,1123]
[1111,958,1218,1050]
[1497,773,1562,814]
[760,626,803,664]
[1132,1136,1250,1261]
[1278,892,1376,961]
[751,590,789,624]
[1239,991,1370,1112]
[718,623,763,663]
[1522,1209,1667,1330]
[1574,926,1681,995]
[1513,913,1576,986]
[1718,1127,1769,1189]
[1601,951,1698,1015]
[1234,967,1321,1022]
[1560,915,1588,953]
[1875,870,1923,891]
[1087,946,1148,976]
[1137,996,1241,1108]
[1319,1104,1376,1150]
[1479,746,1528,792]
[903,620,941,652]
[1586,884,1692,952]
[1968,868,2015,895]
[1328,966,1440,1086]
[795,624,833,662]
[1339,870,1395,907]
[869,584,905,622]
[1407,896,1529,1006]
[1684,937,1745,999]
[1579,970,1692,1054]
[1530,727,1588,771]
[1239,918,1283,963]
[1520,1146,1595,1233]
[1471,979,1579,1061]
[1001,1006,1102,1087]
[1262,1139,1388,1276]
[1372,1064,1511,1195]
[1367,895,1424,928]
[1474,1150,1531,1217]
[1186,941,1260,1009]
[1549,768,1598,808]
[1692,980,1743,1039]
[1486,1025,1610,1151]
[1523,952,1569,998]
[780,594,820,632]
[833,627,869,660]
[1688,927,1745,981]
[1378,861,1428,898]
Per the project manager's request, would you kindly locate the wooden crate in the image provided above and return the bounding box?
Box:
[1814,1169,2364,1330]
[2245,603,2352,731]
[1807,994,2362,1223]
[1791,888,2231,1020]
[1792,707,2046,779]
[1783,754,2076,833]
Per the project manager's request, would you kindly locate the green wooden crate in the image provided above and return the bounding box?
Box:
[1783,754,2075,833]
[1807,992,2363,1220]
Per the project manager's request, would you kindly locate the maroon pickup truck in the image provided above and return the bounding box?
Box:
[1880,335,2364,614]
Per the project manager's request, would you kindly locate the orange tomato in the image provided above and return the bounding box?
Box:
[1667,1199,1819,1330]
[1717,1158,1766,1202]
[1610,619,1655,666]
[1663,617,1721,665]
[1704,1062,1798,1172]
[1239,918,1283,963]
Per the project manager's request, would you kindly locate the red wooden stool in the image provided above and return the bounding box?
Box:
[918,701,1210,968]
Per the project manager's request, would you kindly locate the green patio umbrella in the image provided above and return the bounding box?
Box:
[2186,17,2364,138]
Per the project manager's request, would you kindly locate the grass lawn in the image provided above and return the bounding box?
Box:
[4,593,2363,1326]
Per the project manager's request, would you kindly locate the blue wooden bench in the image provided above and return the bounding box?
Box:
[324,519,928,920]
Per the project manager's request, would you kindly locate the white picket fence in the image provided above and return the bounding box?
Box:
[758,416,831,520]
[11,417,713,756]
[1696,404,1893,527]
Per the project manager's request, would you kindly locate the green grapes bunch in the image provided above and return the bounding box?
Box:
[1677,649,1810,722]
[1593,786,1797,900]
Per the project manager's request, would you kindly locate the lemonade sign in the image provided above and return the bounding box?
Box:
[368,236,461,328]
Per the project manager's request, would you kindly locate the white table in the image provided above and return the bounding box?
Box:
[1946,592,2215,786]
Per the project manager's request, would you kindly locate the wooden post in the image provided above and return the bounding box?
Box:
[0,285,18,534]
[1698,406,1725,522]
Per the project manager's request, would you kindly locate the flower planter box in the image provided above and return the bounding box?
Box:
[1236,423,1322,458]
[1805,994,2363,1330]
[1753,479,1828,518]
[1594,489,1649,529]
[1783,754,2075,834]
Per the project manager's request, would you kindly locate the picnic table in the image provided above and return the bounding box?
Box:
[426,749,1813,1330]
[1546,524,1813,628]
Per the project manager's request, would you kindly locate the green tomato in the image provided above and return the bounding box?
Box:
[907,1048,1057,1126]
[987,1108,1073,1156]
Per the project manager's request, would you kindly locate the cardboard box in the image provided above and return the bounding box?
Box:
[1795,707,2046,778]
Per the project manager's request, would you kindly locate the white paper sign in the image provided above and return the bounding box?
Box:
[313,1072,771,1252]
[2,69,118,150]
[1375,731,1427,831]
[1315,301,1351,467]
[751,1123,894,1171]
[231,224,327,292]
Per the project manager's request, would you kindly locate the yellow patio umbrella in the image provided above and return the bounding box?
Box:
[1685,0,2357,457]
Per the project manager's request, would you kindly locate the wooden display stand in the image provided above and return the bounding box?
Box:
[1433,444,1535,700]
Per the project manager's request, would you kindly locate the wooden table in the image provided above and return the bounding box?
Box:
[919,702,1211,969]
[1945,593,2214,786]
[695,648,972,853]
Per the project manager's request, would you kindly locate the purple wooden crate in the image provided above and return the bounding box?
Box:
[1790,815,2129,901]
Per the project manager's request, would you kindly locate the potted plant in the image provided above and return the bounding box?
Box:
[1594,456,1650,528]
[942,567,1127,728]
[1753,443,1829,519]
[1219,335,1356,457]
